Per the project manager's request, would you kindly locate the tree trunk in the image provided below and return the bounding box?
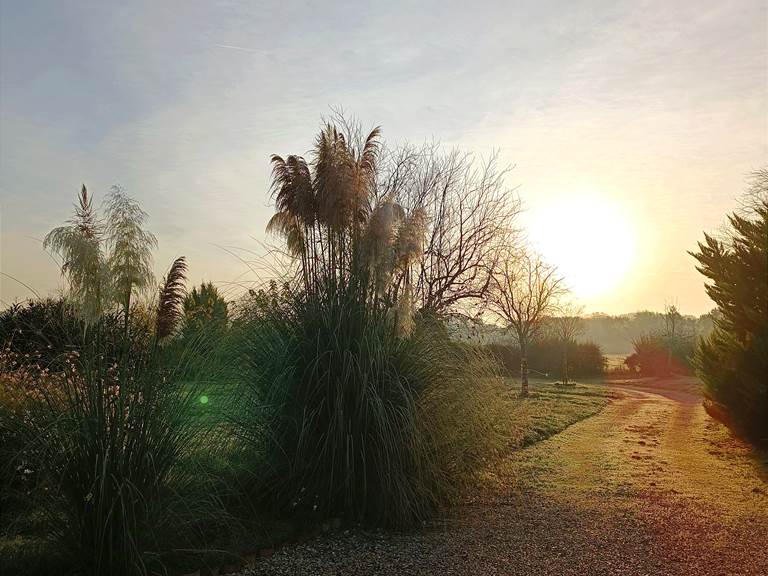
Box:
[667,345,673,376]
[563,343,569,385]
[520,341,529,397]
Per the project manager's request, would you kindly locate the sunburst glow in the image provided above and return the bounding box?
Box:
[528,193,636,299]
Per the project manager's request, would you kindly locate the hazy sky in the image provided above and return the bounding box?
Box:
[1,0,766,315]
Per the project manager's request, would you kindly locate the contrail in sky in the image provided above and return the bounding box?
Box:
[214,44,262,54]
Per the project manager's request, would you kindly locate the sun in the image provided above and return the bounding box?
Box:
[527,193,636,300]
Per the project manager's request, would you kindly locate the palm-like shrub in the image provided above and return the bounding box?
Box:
[691,171,768,443]
[14,189,229,574]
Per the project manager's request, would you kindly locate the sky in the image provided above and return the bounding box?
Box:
[1,0,766,315]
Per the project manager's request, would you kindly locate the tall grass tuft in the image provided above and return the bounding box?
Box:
[3,329,209,576]
[229,118,511,528]
[231,284,505,528]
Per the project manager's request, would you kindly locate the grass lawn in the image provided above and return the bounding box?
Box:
[467,377,612,498]
[497,378,612,450]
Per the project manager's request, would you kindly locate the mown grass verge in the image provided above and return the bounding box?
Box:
[497,378,612,450]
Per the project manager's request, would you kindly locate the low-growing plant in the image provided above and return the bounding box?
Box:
[1,332,213,576]
[626,333,694,377]
[0,297,152,371]
[0,352,48,531]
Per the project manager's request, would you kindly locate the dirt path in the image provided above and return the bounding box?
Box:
[243,378,768,576]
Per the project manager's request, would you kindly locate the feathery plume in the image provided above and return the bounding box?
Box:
[395,207,427,271]
[155,256,188,342]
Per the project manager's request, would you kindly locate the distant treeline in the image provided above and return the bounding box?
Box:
[449,310,713,356]
[581,311,714,354]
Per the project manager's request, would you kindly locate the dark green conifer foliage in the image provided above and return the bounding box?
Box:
[183,282,229,335]
[690,170,768,443]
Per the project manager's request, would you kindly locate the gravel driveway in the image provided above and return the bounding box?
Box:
[240,378,768,576]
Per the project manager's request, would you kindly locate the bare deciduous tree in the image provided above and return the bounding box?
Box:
[379,143,520,317]
[551,301,585,385]
[488,251,564,396]
[663,302,681,340]
[662,302,691,373]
